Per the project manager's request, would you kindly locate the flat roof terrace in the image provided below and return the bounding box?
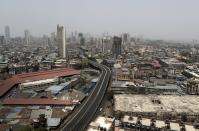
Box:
[114,94,199,114]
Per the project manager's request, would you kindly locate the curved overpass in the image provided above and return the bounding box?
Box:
[60,61,111,131]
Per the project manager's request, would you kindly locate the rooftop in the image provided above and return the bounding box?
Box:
[161,58,185,65]
[112,81,136,88]
[88,116,114,131]
[114,94,199,113]
[0,68,80,97]
[58,89,86,102]
[47,118,61,127]
[147,84,179,90]
[30,109,52,119]
[2,98,72,106]
[46,85,65,95]
[122,115,196,131]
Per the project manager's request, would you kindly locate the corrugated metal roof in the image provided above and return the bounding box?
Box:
[147,85,178,90]
[47,118,61,127]
[46,85,65,94]
[3,98,72,106]
[0,68,80,97]
[114,127,120,131]
[30,109,52,119]
[59,81,71,86]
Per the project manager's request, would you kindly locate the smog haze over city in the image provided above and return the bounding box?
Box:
[1,0,199,41]
[1,0,199,131]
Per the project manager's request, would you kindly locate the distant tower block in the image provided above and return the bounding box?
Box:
[112,36,122,59]
[5,26,10,39]
[5,26,10,43]
[24,30,30,45]
[57,25,66,58]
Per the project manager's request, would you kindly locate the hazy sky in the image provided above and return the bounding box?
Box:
[1,0,199,41]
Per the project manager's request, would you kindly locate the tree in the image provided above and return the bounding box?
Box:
[129,116,133,120]
[35,127,48,131]
[117,112,123,120]
[181,113,187,122]
[50,60,56,69]
[38,114,47,127]
[150,118,156,127]
[19,125,32,131]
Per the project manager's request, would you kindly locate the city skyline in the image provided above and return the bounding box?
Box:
[1,0,199,42]
[1,1,199,130]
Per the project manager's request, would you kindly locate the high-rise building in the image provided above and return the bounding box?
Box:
[122,33,130,45]
[51,32,56,40]
[4,26,10,43]
[78,33,83,38]
[49,32,56,46]
[57,25,66,58]
[102,36,112,54]
[4,26,10,39]
[112,36,122,59]
[0,36,5,45]
[24,30,30,45]
[78,33,85,46]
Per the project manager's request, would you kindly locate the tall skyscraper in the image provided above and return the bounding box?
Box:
[5,26,10,39]
[78,33,85,46]
[57,25,66,58]
[24,30,30,45]
[50,32,56,46]
[122,33,130,45]
[102,36,112,54]
[4,26,10,43]
[112,36,122,59]
[0,36,5,45]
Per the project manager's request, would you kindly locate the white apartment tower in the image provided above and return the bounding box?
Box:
[24,30,30,45]
[122,33,130,45]
[102,36,112,54]
[5,26,10,39]
[57,25,66,58]
[4,26,10,43]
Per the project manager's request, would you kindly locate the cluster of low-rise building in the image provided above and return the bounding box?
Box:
[93,42,199,131]
[84,37,199,131]
[0,66,100,130]
[2,28,199,130]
